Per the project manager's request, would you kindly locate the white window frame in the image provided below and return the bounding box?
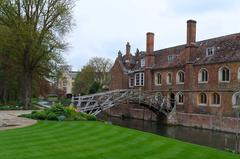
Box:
[206,47,215,56]
[218,66,230,83]
[168,55,175,62]
[238,67,240,81]
[167,72,172,85]
[155,72,162,86]
[198,68,208,83]
[140,58,145,67]
[198,93,207,106]
[176,70,184,84]
[135,72,144,86]
[210,93,221,107]
[176,92,184,105]
[232,92,240,108]
[129,77,134,88]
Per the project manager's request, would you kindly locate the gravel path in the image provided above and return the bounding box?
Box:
[0,111,37,131]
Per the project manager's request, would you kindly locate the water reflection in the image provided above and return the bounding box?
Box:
[99,115,237,151]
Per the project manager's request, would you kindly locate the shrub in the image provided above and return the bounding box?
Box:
[86,115,97,121]
[60,98,72,106]
[47,112,58,120]
[23,103,97,121]
[65,106,77,118]
[74,114,86,121]
[33,111,47,120]
[50,103,67,116]
[0,105,23,110]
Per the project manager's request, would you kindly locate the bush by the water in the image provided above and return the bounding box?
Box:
[22,103,96,121]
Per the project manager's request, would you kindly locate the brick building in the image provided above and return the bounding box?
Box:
[110,20,240,118]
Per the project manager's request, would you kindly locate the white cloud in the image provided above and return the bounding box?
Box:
[65,0,240,70]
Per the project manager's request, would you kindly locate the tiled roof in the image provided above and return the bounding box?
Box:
[193,33,240,65]
[121,32,240,71]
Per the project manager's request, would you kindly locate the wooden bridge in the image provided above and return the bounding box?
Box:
[72,89,176,116]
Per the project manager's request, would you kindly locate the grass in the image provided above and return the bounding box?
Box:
[0,121,239,159]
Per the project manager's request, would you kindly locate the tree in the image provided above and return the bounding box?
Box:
[73,65,95,95]
[88,57,113,89]
[0,0,75,109]
[73,57,113,95]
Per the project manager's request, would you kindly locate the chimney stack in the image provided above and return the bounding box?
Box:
[126,42,131,55]
[146,32,154,54]
[187,20,197,46]
[146,32,155,67]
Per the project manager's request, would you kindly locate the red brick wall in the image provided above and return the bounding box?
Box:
[168,112,240,133]
[110,60,128,90]
[104,103,157,121]
[151,62,240,116]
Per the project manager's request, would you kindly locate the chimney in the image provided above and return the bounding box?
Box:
[146,32,155,67]
[126,42,131,55]
[146,32,154,54]
[187,20,197,46]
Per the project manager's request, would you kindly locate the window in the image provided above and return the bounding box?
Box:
[135,72,144,86]
[176,92,184,105]
[238,68,240,80]
[206,47,215,56]
[167,73,172,85]
[198,68,208,83]
[219,67,230,82]
[129,77,134,88]
[140,58,145,67]
[155,73,161,85]
[168,55,175,62]
[63,80,68,87]
[211,93,220,106]
[199,93,207,105]
[176,71,184,84]
[232,92,240,107]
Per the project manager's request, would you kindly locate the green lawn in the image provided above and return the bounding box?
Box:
[0,121,239,159]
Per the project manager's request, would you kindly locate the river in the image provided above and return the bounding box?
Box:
[98,115,238,151]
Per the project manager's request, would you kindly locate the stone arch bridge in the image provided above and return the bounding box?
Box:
[72,89,176,117]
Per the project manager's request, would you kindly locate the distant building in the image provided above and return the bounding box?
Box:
[58,65,78,97]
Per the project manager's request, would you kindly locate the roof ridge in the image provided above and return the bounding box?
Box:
[154,32,240,53]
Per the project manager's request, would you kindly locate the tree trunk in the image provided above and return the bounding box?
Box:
[2,87,7,105]
[21,71,32,109]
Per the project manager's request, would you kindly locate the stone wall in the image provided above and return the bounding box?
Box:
[168,112,240,133]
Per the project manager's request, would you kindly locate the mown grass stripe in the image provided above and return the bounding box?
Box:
[0,121,239,159]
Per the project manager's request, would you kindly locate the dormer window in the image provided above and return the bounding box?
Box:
[168,55,175,62]
[206,47,215,56]
[140,58,145,67]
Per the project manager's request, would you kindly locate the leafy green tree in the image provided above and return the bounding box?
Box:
[0,0,75,109]
[73,57,113,95]
[73,65,95,95]
[88,81,102,94]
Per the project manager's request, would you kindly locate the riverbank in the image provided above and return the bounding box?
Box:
[0,121,239,159]
[99,115,239,151]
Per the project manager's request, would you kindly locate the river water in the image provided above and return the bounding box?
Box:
[98,115,238,151]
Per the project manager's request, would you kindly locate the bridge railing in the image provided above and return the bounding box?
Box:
[72,89,176,116]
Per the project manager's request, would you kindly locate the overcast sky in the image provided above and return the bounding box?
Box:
[65,0,240,70]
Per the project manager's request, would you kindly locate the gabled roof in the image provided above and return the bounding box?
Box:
[120,32,240,71]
